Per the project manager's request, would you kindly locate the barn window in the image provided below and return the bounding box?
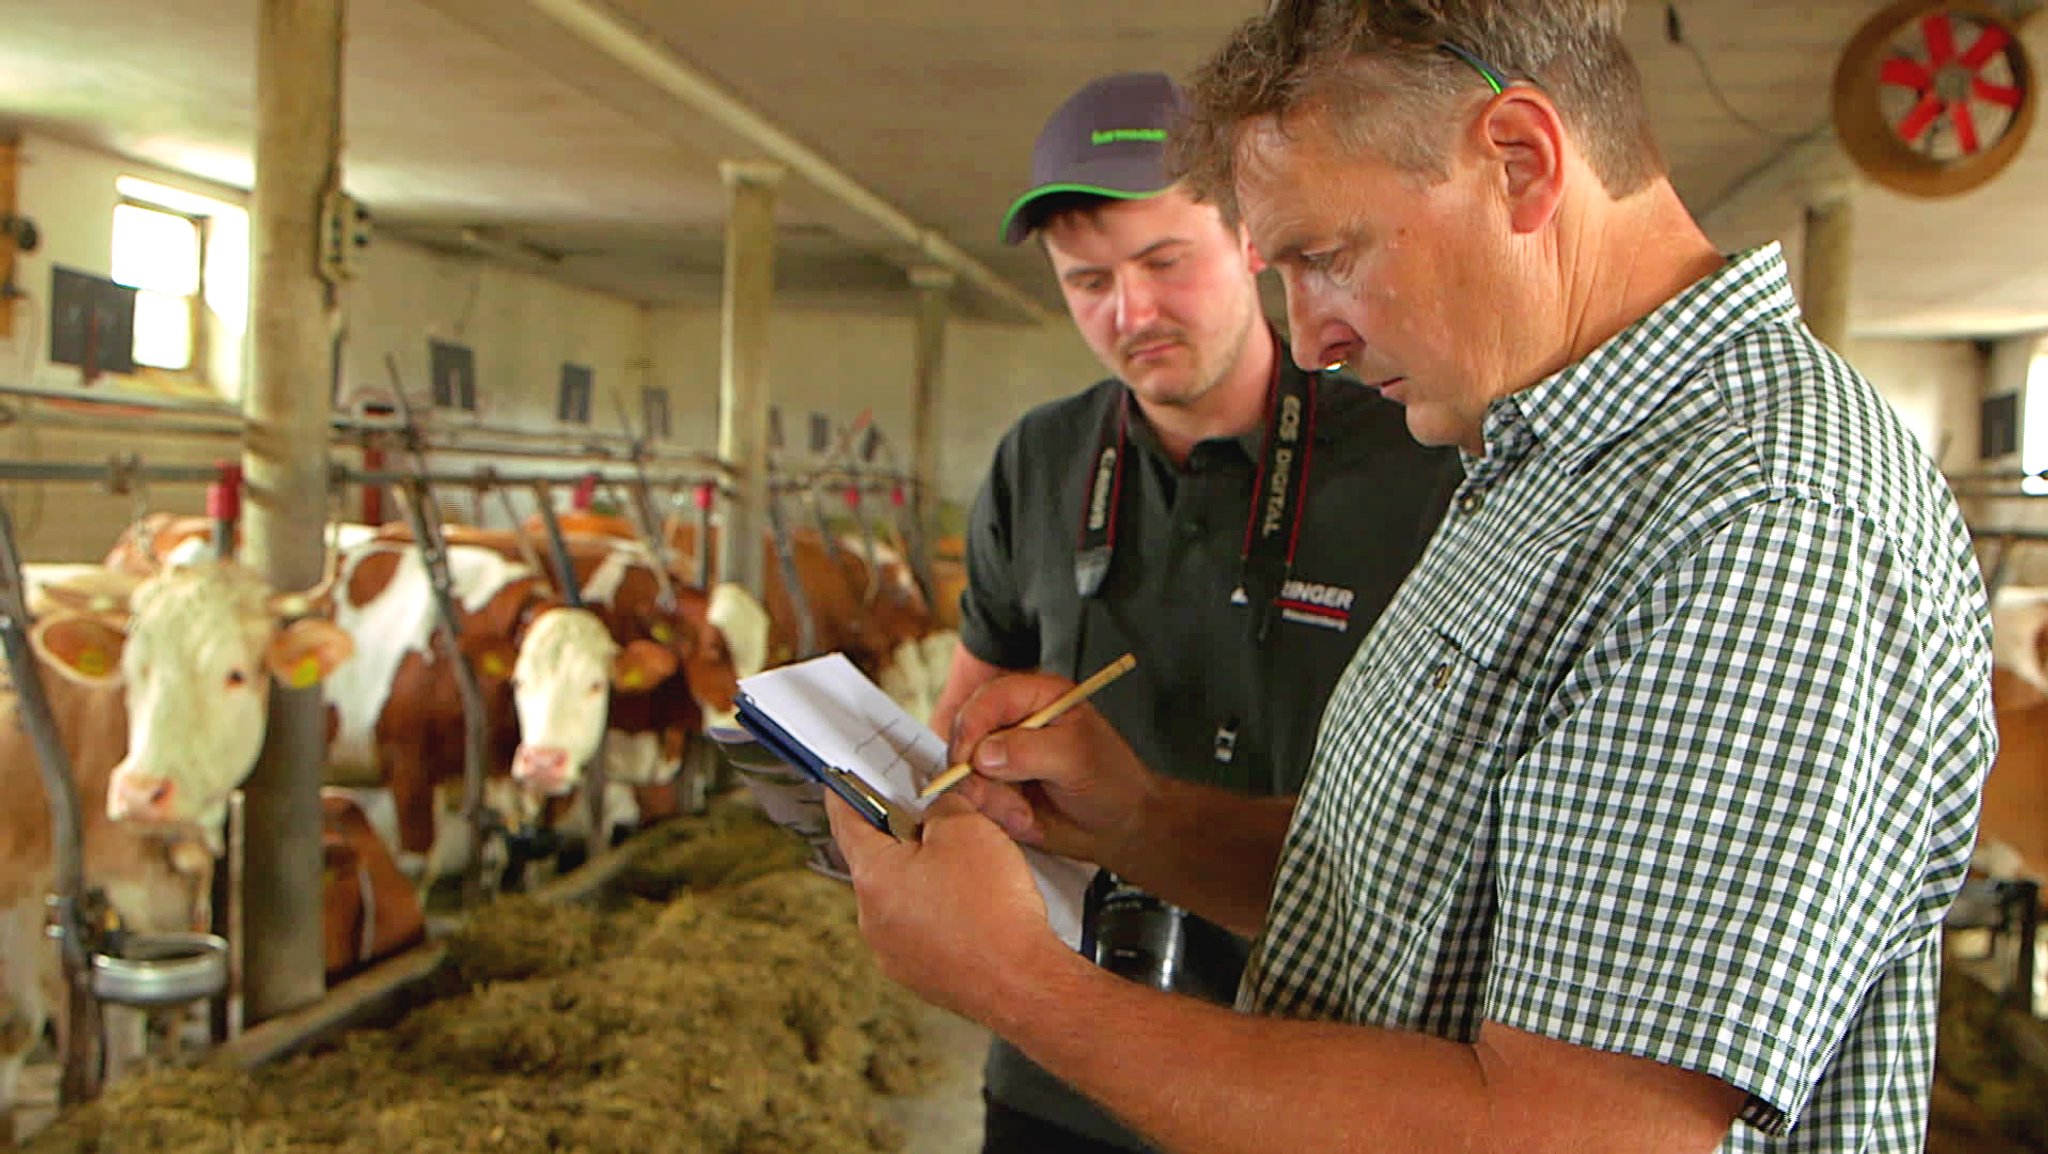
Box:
[109,178,249,395]
[112,202,200,370]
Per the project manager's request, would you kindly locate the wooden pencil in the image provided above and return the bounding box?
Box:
[917,652,1137,799]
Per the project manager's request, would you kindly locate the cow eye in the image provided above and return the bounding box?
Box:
[225,669,247,688]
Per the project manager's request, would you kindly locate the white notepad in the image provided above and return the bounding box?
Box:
[731,653,1095,949]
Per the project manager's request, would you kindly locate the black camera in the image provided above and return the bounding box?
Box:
[1081,871,1249,1005]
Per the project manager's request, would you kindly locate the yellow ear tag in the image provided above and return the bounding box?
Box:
[652,624,674,644]
[76,648,110,678]
[290,655,322,689]
[482,654,508,678]
[620,669,644,690]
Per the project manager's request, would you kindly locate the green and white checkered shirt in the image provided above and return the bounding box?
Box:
[1244,246,1995,1150]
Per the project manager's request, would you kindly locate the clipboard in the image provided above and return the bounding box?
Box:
[717,653,1096,948]
[730,691,918,840]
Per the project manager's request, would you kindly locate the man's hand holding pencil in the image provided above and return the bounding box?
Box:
[928,655,1160,871]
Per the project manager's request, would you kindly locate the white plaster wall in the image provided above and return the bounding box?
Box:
[0,131,653,560]
[0,129,1100,559]
[645,302,1102,529]
[1966,334,2048,585]
[337,239,651,431]
[1844,337,1981,472]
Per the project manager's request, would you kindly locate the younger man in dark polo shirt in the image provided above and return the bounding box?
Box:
[929,71,1461,1154]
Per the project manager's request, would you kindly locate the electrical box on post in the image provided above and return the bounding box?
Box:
[318,189,372,284]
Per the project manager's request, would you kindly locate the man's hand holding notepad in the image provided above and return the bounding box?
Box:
[717,652,1100,948]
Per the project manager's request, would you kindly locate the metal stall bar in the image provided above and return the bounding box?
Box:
[0,459,225,485]
[382,362,495,907]
[762,471,816,658]
[0,500,107,1106]
[343,465,724,497]
[478,469,551,590]
[525,480,611,861]
[611,399,680,611]
[690,482,716,588]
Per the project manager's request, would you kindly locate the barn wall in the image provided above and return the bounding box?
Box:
[644,301,1102,533]
[1968,334,2048,585]
[0,130,1102,559]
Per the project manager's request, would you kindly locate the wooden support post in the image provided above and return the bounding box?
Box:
[717,160,784,598]
[907,265,954,593]
[240,0,344,1024]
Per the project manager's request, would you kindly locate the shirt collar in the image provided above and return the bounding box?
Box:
[1486,244,1802,475]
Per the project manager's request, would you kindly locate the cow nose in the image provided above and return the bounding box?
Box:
[513,746,572,794]
[110,774,176,822]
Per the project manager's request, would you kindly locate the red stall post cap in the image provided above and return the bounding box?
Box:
[207,461,244,521]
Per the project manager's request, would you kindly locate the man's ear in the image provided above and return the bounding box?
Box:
[1478,90,1567,234]
[1238,224,1269,275]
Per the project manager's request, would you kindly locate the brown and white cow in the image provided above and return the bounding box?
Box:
[319,790,424,983]
[95,537,539,882]
[418,526,745,807]
[2,562,352,1138]
[661,520,956,722]
[316,539,547,877]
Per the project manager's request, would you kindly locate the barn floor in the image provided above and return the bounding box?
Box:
[12,1013,996,1150]
[882,1006,991,1154]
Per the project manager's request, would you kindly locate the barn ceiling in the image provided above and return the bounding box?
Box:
[0,0,2044,335]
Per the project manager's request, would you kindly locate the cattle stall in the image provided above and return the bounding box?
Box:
[0,389,963,1141]
[18,800,973,1153]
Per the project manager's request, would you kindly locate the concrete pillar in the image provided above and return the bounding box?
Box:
[717,160,785,596]
[241,0,343,1023]
[1802,188,1854,354]
[907,266,955,537]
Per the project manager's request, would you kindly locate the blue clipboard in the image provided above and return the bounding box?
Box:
[730,692,907,839]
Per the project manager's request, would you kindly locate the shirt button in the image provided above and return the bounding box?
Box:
[1431,663,1452,691]
[1457,491,1484,516]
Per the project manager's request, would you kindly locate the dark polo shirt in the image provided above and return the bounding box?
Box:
[960,359,1459,797]
[959,341,1462,1149]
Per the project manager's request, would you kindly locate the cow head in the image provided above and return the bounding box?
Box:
[509,607,676,796]
[33,562,354,832]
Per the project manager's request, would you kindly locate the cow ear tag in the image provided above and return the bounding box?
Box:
[652,623,674,644]
[290,655,322,689]
[620,668,645,690]
[482,653,509,679]
[77,648,110,678]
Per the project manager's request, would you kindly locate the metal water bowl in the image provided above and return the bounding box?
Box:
[91,932,229,1008]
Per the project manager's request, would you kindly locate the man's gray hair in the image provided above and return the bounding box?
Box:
[1173,0,1665,213]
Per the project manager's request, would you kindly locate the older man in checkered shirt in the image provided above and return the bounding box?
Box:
[825,3,1997,1152]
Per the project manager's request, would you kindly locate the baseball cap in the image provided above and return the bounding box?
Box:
[1000,71,1189,245]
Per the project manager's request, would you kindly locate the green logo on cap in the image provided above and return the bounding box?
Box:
[1091,128,1167,145]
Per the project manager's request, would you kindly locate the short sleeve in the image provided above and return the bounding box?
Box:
[956,427,1039,671]
[1485,496,1986,1133]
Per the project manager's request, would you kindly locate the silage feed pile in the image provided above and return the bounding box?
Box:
[28,801,941,1154]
